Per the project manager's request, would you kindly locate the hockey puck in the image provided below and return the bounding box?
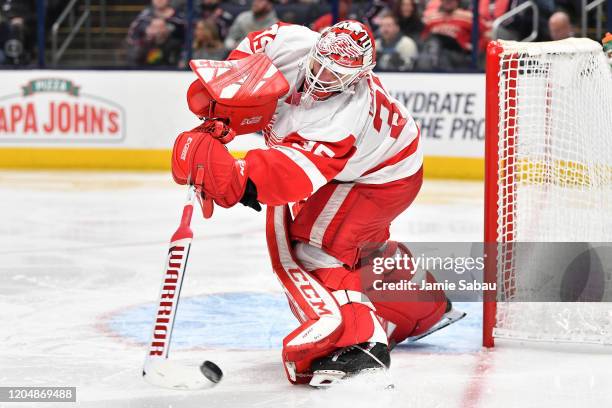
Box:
[200,361,223,384]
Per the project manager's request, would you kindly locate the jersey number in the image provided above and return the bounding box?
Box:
[251,24,281,53]
[292,140,335,158]
[371,77,407,139]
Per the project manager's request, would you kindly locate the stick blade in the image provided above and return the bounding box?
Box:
[143,359,223,390]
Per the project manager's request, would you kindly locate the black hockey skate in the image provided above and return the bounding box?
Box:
[309,342,390,388]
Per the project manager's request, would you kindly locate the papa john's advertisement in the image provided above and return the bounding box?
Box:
[0,70,195,149]
[0,77,125,143]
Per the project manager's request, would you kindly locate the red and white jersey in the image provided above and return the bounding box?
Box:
[229,23,422,206]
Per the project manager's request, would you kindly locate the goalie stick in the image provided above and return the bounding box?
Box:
[142,185,222,390]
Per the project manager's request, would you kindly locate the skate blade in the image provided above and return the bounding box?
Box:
[404,308,467,343]
[309,370,345,388]
[309,368,394,389]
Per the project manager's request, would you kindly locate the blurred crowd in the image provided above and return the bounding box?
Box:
[0,0,593,70]
[0,0,35,65]
[0,0,70,66]
[124,0,585,71]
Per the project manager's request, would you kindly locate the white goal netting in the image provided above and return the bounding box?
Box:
[493,38,612,344]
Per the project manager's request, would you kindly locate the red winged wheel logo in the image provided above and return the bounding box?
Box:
[317,32,363,59]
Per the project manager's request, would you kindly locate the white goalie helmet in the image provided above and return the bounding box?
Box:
[302,20,376,101]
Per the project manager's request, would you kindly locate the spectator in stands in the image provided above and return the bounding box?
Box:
[278,10,299,24]
[418,0,486,70]
[190,19,226,60]
[128,17,182,66]
[478,0,516,40]
[224,0,278,49]
[311,0,352,33]
[364,0,394,34]
[0,18,7,65]
[0,0,35,65]
[479,0,509,22]
[197,0,234,41]
[548,11,574,41]
[501,0,555,41]
[393,0,424,44]
[375,13,418,71]
[554,0,581,23]
[127,0,185,53]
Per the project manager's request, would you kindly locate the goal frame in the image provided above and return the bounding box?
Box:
[482,38,612,347]
[483,41,520,348]
[483,41,501,348]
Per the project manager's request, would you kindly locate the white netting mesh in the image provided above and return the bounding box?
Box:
[493,39,612,344]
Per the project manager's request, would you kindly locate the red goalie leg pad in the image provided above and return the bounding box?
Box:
[375,290,447,344]
[266,205,344,384]
[362,242,448,345]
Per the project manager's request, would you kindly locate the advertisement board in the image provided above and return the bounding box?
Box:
[0,70,485,178]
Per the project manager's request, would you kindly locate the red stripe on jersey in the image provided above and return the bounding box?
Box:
[320,187,358,258]
[360,127,420,177]
[370,73,384,89]
[291,182,339,241]
[282,132,357,181]
[244,133,356,205]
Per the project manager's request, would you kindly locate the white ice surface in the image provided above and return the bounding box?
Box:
[1,172,611,408]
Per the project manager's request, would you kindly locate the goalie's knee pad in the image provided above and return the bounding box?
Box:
[281,286,387,384]
[293,244,389,348]
[281,268,389,384]
[282,302,343,384]
[312,268,388,348]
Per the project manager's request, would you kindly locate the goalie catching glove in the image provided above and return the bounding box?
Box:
[171,120,260,212]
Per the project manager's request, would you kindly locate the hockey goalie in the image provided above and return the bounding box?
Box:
[171,20,463,387]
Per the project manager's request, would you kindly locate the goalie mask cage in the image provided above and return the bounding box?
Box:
[483,39,612,347]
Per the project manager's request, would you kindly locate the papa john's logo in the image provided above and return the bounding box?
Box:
[0,78,126,142]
